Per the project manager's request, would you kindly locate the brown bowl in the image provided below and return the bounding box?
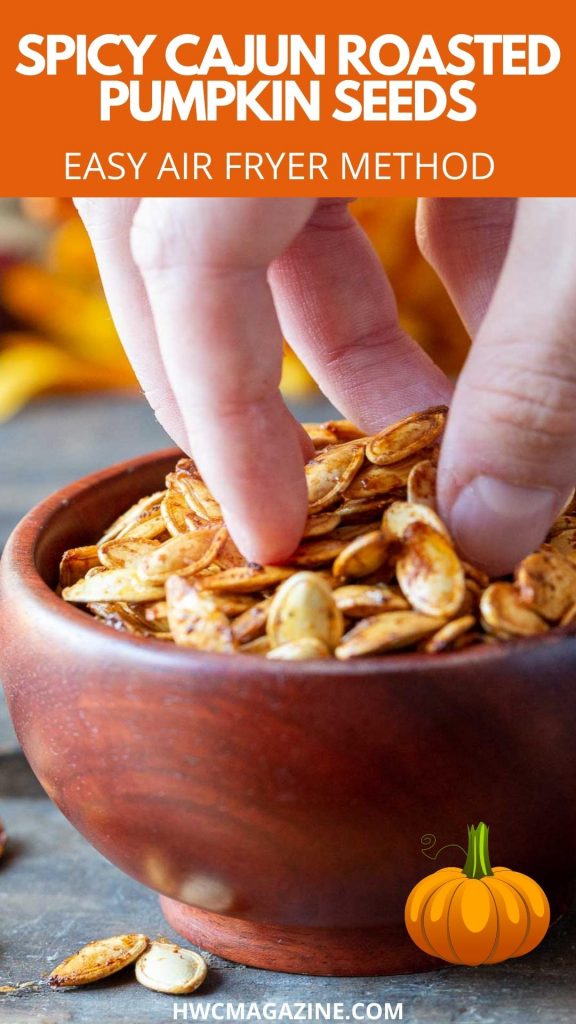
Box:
[1,449,576,976]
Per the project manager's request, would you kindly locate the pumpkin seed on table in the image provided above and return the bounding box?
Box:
[48,934,149,988]
[135,940,207,995]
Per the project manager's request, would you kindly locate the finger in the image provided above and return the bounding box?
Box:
[268,199,452,434]
[416,198,517,336]
[130,198,317,564]
[73,198,187,450]
[437,198,576,575]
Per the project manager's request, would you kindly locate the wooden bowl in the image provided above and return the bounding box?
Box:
[1,449,575,976]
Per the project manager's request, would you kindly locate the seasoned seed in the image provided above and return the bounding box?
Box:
[197,565,294,593]
[98,491,166,545]
[365,407,446,466]
[560,603,576,627]
[62,569,165,604]
[240,635,272,655]
[98,538,161,570]
[549,528,576,566]
[267,637,330,660]
[332,530,389,580]
[322,419,366,442]
[49,934,149,988]
[407,460,437,509]
[480,583,548,639]
[337,496,392,521]
[170,460,222,521]
[396,522,465,618]
[422,615,477,653]
[333,583,409,617]
[301,423,339,448]
[161,490,191,536]
[335,611,443,658]
[59,545,101,588]
[166,576,235,652]
[306,442,365,512]
[343,465,404,500]
[289,535,350,568]
[461,561,491,590]
[135,940,207,995]
[137,528,227,584]
[302,511,342,538]
[232,598,272,644]
[515,549,576,622]
[267,571,343,650]
[382,500,450,543]
[548,515,576,538]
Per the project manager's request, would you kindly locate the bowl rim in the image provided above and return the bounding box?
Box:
[3,445,576,680]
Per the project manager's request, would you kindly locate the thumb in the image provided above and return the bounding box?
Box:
[438,199,576,575]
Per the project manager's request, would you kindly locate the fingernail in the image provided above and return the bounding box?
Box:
[449,476,562,576]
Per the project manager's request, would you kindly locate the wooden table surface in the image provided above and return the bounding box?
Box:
[1,395,575,1024]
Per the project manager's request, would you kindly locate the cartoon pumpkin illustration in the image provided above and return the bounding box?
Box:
[405,822,550,965]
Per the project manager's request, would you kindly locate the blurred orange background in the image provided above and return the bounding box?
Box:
[0,198,469,421]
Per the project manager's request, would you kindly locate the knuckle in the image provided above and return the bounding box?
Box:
[73,198,138,243]
[416,198,514,268]
[130,199,192,273]
[464,355,576,455]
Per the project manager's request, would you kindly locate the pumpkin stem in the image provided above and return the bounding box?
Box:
[462,822,494,879]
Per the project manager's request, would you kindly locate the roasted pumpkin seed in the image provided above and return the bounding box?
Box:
[480,583,548,639]
[332,530,389,580]
[267,571,343,650]
[48,934,149,988]
[135,940,207,995]
[396,522,465,618]
[516,549,576,622]
[336,611,443,658]
[166,575,235,652]
[267,637,330,660]
[365,407,446,466]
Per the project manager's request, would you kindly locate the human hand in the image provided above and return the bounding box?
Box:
[74,197,576,575]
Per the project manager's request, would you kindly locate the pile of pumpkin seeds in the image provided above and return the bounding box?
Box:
[59,406,576,659]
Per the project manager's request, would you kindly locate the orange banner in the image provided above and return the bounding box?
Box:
[1,0,574,196]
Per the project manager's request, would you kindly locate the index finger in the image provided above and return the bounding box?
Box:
[129,198,317,564]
